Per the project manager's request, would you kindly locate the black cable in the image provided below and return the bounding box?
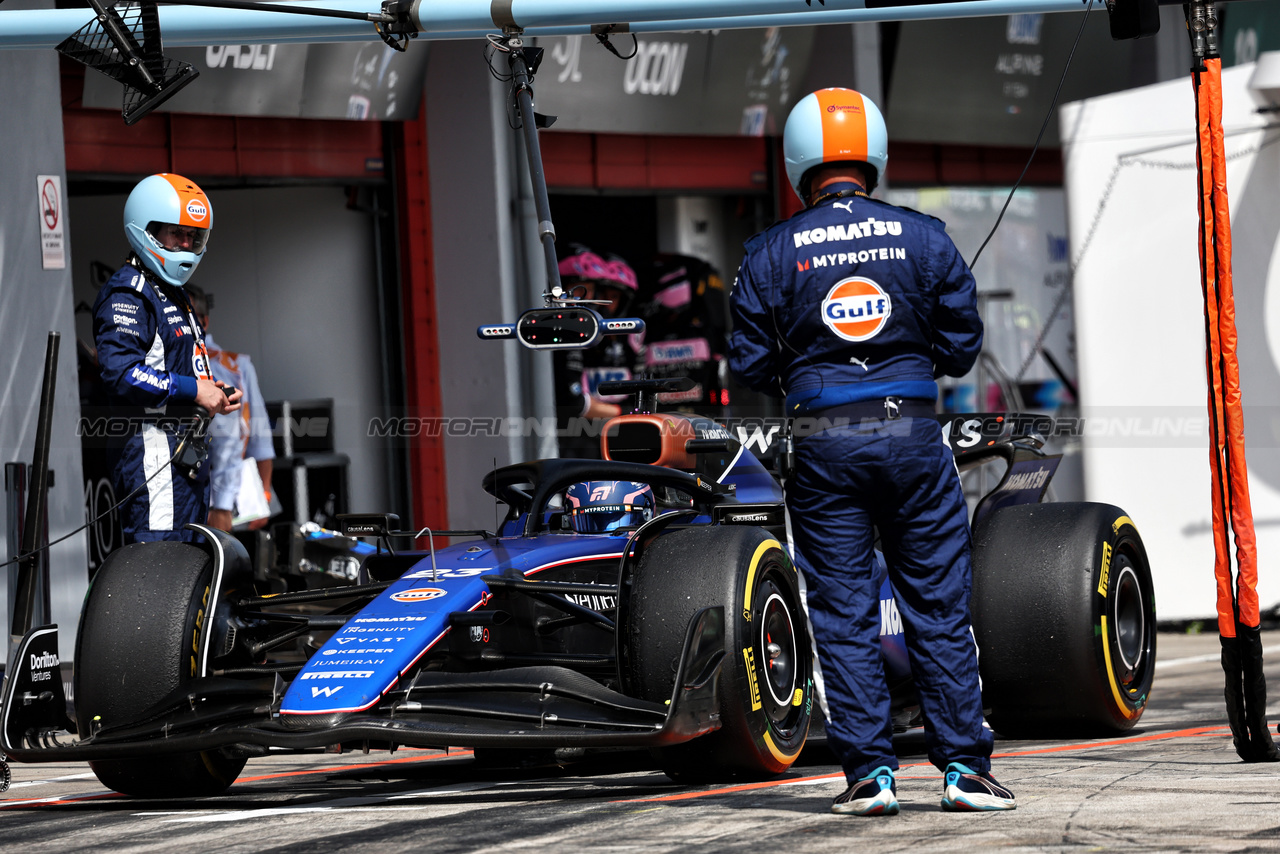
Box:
[595,32,638,60]
[155,0,377,20]
[969,0,1095,269]
[0,422,201,571]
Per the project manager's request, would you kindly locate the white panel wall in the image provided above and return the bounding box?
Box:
[1063,62,1275,620]
[0,7,88,666]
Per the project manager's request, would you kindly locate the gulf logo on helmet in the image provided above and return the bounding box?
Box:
[390,587,447,603]
[160,173,211,228]
[821,277,891,342]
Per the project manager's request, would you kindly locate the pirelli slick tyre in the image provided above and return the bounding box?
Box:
[620,526,813,781]
[75,542,246,798]
[971,503,1156,737]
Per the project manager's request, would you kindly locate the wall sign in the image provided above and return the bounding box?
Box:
[38,174,65,270]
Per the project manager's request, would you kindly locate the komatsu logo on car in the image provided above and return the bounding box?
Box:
[355,616,427,623]
[792,218,902,248]
[1001,469,1051,491]
[822,277,892,342]
[301,671,373,679]
[390,587,447,603]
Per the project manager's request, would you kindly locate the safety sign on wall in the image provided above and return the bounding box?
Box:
[38,174,65,270]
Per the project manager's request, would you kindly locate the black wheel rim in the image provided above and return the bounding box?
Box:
[756,575,803,726]
[1110,552,1149,687]
[761,592,795,706]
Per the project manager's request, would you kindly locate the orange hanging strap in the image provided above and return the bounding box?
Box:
[1205,57,1261,631]
[1194,60,1235,638]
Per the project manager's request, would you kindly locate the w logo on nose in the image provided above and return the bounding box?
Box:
[311,686,343,698]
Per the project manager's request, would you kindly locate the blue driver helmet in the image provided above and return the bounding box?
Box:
[565,481,655,533]
[123,173,212,287]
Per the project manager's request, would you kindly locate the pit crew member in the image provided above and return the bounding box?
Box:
[92,173,241,544]
[728,88,1014,815]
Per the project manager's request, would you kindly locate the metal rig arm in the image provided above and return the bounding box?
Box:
[0,0,1185,50]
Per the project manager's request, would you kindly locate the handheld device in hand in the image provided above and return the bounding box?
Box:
[175,385,238,480]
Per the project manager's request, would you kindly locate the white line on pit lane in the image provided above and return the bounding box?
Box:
[144,780,525,823]
[1156,645,1280,671]
[5,772,98,789]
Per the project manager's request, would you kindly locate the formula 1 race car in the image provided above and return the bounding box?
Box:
[1,381,1156,798]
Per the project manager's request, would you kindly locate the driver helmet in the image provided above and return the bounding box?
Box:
[123,173,212,287]
[558,246,612,285]
[597,254,638,293]
[783,88,888,201]
[565,480,655,533]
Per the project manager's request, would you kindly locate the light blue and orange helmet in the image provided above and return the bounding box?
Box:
[565,481,655,533]
[783,88,888,201]
[123,173,212,287]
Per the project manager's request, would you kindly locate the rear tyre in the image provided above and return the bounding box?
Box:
[75,541,246,797]
[620,526,813,781]
[971,503,1156,737]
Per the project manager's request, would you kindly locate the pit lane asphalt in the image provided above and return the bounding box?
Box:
[4,630,1278,853]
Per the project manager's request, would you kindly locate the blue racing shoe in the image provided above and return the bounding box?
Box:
[831,765,899,816]
[940,762,1017,811]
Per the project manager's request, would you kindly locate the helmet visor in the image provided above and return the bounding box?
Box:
[147,221,209,254]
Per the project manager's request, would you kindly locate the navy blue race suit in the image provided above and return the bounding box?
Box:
[92,261,213,544]
[729,183,988,785]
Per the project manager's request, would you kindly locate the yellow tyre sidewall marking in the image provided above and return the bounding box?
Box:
[742,538,783,620]
[1100,614,1138,719]
[763,719,808,764]
[1102,518,1142,719]
[742,537,805,765]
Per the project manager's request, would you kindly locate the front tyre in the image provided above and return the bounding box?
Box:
[75,541,246,797]
[971,503,1156,737]
[620,526,813,781]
